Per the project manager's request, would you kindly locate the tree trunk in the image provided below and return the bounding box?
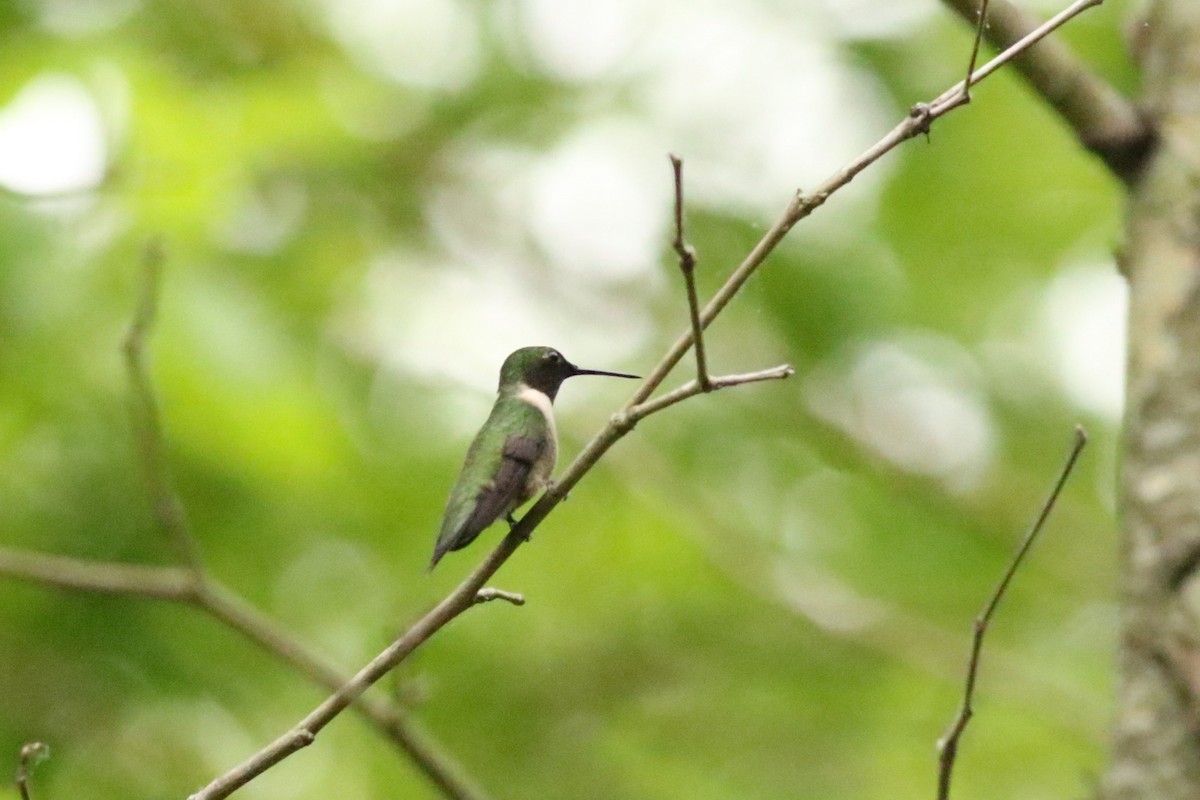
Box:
[1104,1,1200,797]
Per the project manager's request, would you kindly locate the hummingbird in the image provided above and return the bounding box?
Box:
[429,346,639,569]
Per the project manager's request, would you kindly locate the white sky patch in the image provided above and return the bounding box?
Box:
[324,0,481,90]
[819,0,935,39]
[351,252,646,392]
[501,0,893,218]
[0,74,107,196]
[35,0,139,36]
[1040,263,1127,419]
[214,179,309,254]
[427,133,669,290]
[635,3,892,216]
[806,335,995,491]
[527,120,670,282]
[514,0,652,82]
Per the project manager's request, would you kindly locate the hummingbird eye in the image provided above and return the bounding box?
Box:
[546,351,562,364]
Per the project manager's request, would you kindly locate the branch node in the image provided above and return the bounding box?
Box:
[474,587,526,606]
[908,102,934,137]
[610,411,636,433]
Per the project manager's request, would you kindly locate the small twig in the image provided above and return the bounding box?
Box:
[669,154,710,391]
[626,364,795,423]
[123,240,204,573]
[16,742,49,800]
[474,588,526,606]
[960,0,992,102]
[935,425,1088,800]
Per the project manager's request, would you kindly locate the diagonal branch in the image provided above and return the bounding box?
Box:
[668,153,710,391]
[935,426,1088,800]
[940,0,1153,183]
[188,2,1103,796]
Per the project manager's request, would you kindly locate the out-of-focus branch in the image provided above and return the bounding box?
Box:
[0,547,197,599]
[941,0,1153,183]
[123,240,204,573]
[935,426,1088,800]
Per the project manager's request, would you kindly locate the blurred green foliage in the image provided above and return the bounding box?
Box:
[0,1,1133,799]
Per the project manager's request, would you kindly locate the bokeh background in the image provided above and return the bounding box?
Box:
[0,0,1133,798]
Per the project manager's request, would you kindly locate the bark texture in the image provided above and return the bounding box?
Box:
[1104,1,1200,797]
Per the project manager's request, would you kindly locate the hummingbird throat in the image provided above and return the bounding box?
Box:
[516,382,555,427]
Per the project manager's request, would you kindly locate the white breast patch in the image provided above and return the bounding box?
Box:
[516,383,555,433]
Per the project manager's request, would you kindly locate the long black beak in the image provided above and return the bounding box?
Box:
[571,366,640,380]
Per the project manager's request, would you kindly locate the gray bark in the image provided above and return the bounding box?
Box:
[1103,1,1200,797]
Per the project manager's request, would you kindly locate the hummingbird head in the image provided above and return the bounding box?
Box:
[498,346,639,401]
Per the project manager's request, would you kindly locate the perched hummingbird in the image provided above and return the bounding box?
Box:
[429,346,638,569]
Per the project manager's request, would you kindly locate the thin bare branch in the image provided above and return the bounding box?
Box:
[474,587,526,606]
[669,154,710,391]
[626,364,795,422]
[941,0,1152,183]
[961,0,992,99]
[16,742,49,800]
[188,3,1102,796]
[123,240,204,572]
[935,426,1088,800]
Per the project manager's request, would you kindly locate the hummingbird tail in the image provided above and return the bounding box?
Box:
[427,549,444,572]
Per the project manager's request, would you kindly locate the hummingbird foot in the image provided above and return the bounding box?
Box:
[506,512,533,541]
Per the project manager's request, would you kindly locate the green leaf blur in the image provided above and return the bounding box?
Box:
[0,1,1130,799]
